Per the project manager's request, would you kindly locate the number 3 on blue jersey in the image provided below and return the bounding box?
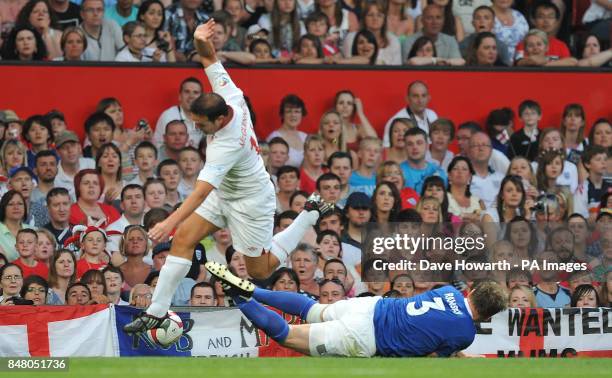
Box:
[406,297,445,316]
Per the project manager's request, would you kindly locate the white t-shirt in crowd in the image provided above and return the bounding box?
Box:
[382,108,438,147]
[153,105,202,149]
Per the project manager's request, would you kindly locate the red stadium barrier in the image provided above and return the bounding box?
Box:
[1,63,611,140]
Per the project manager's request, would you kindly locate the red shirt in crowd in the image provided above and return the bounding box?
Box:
[76,259,107,280]
[13,259,49,280]
[69,203,121,230]
[400,187,420,209]
[514,36,571,61]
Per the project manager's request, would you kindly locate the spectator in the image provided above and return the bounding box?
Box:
[299,135,325,194]
[391,274,414,298]
[127,142,158,187]
[452,0,489,35]
[267,137,290,178]
[137,0,176,63]
[506,268,531,289]
[560,103,587,157]
[534,128,579,194]
[53,131,95,200]
[20,274,48,305]
[383,81,437,147]
[400,128,447,195]
[316,173,341,205]
[491,0,528,60]
[508,100,542,160]
[267,94,308,168]
[333,90,376,153]
[426,118,454,169]
[176,146,202,198]
[465,31,505,66]
[575,146,609,219]
[41,188,71,247]
[319,277,345,304]
[74,226,107,279]
[328,29,380,64]
[21,115,54,169]
[248,30,278,63]
[293,33,324,63]
[383,118,412,164]
[143,178,167,211]
[533,250,571,308]
[508,284,536,308]
[203,12,255,65]
[406,35,438,66]
[600,270,612,306]
[289,243,319,296]
[515,29,577,67]
[189,281,217,306]
[567,214,591,263]
[570,284,602,307]
[276,165,300,213]
[96,143,124,207]
[105,0,137,26]
[0,191,29,262]
[460,6,510,65]
[315,230,342,274]
[164,0,209,61]
[49,0,81,29]
[342,0,401,65]
[342,192,371,248]
[315,0,358,51]
[82,112,115,160]
[47,249,76,304]
[69,169,120,228]
[16,0,62,59]
[504,216,537,260]
[328,152,353,208]
[377,161,419,210]
[446,156,483,220]
[415,0,464,41]
[206,228,231,265]
[36,228,56,267]
[402,5,462,63]
[371,181,401,224]
[157,159,182,207]
[275,210,298,234]
[150,241,195,305]
[535,148,565,194]
[0,264,24,305]
[226,247,251,280]
[46,109,67,138]
[81,269,110,304]
[348,137,381,197]
[65,282,92,305]
[582,0,612,44]
[467,132,505,209]
[0,139,28,178]
[289,190,308,213]
[153,77,203,148]
[223,0,248,48]
[577,34,612,67]
[258,0,305,55]
[118,225,152,289]
[268,267,299,292]
[80,0,123,61]
[13,228,48,279]
[129,283,152,308]
[102,265,129,305]
[567,270,594,294]
[587,118,612,147]
[106,184,145,254]
[116,21,163,62]
[157,121,189,163]
[387,0,416,39]
[1,24,47,60]
[55,26,87,61]
[31,151,58,207]
[8,166,47,227]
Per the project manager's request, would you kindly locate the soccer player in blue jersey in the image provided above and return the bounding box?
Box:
[206,261,507,357]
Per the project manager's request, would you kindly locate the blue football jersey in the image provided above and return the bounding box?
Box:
[373,286,476,357]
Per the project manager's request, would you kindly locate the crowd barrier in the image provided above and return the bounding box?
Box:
[1,63,611,140]
[0,305,610,357]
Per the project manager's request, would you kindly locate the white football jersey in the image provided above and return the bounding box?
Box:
[197,61,271,200]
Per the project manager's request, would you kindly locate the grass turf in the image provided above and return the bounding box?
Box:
[5,357,612,378]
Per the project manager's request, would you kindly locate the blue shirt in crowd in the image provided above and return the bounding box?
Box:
[399,161,447,194]
[348,171,376,197]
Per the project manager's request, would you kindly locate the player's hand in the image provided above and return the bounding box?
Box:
[148,219,174,243]
[194,19,216,60]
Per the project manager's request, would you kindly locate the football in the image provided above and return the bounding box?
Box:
[146,311,184,347]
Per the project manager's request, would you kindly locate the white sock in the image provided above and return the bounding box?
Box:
[270,210,319,262]
[147,255,192,317]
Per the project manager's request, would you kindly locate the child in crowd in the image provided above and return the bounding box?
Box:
[177,147,203,198]
[575,146,610,221]
[535,148,565,193]
[128,141,158,186]
[157,159,182,207]
[509,100,542,160]
[82,112,115,159]
[75,227,109,279]
[13,229,48,279]
[305,11,339,56]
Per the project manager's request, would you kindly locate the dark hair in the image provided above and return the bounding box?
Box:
[327,151,353,169]
[532,0,560,20]
[496,176,526,222]
[144,271,160,286]
[137,0,166,37]
[46,187,70,205]
[20,274,49,299]
[275,210,298,228]
[277,165,300,180]
[248,38,272,55]
[404,126,428,140]
[421,176,450,221]
[16,0,59,29]
[408,36,437,59]
[157,158,180,176]
[561,104,586,144]
[96,143,122,181]
[271,0,301,51]
[297,34,323,58]
[190,281,217,301]
[582,145,608,169]
[447,156,475,197]
[268,136,289,151]
[102,265,125,282]
[1,25,47,60]
[458,121,482,133]
[73,168,104,200]
[518,99,542,117]
[17,228,38,241]
[191,93,230,122]
[323,258,347,275]
[576,34,603,60]
[34,150,58,166]
[80,269,107,295]
[570,284,601,307]
[0,263,23,281]
[143,207,169,231]
[96,97,121,114]
[588,119,611,148]
[319,277,345,294]
[485,108,514,138]
[48,249,77,288]
[84,112,116,134]
[361,1,388,46]
[267,267,300,290]
[0,190,27,223]
[426,0,456,36]
[23,115,53,144]
[306,10,332,28]
[504,216,538,258]
[397,208,422,222]
[121,184,144,201]
[535,149,565,191]
[143,177,167,196]
[351,29,378,65]
[279,94,307,118]
[388,118,415,148]
[371,181,402,223]
[506,268,532,286]
[316,172,341,191]
[466,31,498,66]
[65,282,91,302]
[316,229,342,251]
[179,77,203,93]
[473,5,494,17]
[391,273,414,290]
[135,141,158,159]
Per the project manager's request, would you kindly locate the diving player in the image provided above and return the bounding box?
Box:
[206,261,508,357]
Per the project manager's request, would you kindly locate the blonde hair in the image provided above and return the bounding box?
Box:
[525,29,549,50]
[119,226,150,257]
[318,110,347,152]
[416,196,443,222]
[507,156,536,188]
[0,139,27,174]
[509,285,537,308]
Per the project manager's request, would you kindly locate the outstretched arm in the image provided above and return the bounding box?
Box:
[194,19,219,68]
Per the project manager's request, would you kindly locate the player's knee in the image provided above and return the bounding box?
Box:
[244,254,277,280]
[170,228,199,258]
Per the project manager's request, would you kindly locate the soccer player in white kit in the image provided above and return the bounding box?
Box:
[124,20,327,332]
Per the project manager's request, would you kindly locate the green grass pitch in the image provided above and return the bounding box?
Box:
[5,358,612,378]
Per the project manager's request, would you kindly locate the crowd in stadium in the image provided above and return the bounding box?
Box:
[0,69,610,312]
[0,0,610,66]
